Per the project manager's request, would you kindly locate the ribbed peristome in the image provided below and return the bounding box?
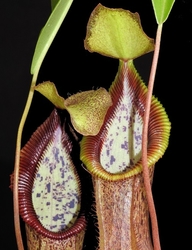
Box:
[18,109,86,249]
[80,60,171,180]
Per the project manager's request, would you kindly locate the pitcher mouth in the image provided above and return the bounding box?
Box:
[80,60,171,181]
[18,109,86,240]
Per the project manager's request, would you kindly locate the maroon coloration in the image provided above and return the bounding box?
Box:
[18,109,86,240]
[80,60,170,181]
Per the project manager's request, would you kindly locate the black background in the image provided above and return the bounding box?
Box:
[0,0,191,249]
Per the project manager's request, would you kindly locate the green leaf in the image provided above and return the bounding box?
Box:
[51,0,59,11]
[151,0,175,24]
[31,0,74,74]
[84,4,154,61]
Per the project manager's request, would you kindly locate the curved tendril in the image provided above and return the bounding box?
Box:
[13,71,38,250]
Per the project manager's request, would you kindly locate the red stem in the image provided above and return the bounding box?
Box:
[142,23,163,250]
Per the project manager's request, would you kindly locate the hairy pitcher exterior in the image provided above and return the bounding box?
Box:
[80,61,170,249]
[93,170,154,250]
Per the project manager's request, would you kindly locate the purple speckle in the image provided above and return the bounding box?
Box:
[134,133,141,141]
[60,156,65,167]
[122,126,126,132]
[109,139,113,147]
[121,141,128,150]
[46,183,51,193]
[68,199,75,208]
[53,147,60,163]
[110,155,116,165]
[53,213,64,222]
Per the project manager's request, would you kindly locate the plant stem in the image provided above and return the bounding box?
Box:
[13,71,38,250]
[142,23,163,250]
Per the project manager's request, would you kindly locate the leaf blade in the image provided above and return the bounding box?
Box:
[31,0,74,74]
[51,0,59,11]
[151,0,175,24]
